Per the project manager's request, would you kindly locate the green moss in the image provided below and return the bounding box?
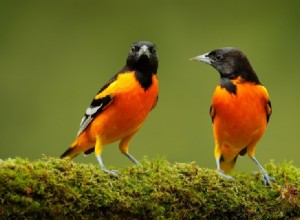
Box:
[0,157,299,219]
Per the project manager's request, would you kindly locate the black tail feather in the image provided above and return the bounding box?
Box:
[61,147,75,158]
[84,147,95,155]
[239,147,247,156]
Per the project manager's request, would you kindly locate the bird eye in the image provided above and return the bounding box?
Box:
[131,46,138,52]
[150,47,156,53]
[215,53,222,61]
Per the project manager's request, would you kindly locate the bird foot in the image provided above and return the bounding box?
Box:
[102,168,119,177]
[218,170,234,181]
[261,173,276,185]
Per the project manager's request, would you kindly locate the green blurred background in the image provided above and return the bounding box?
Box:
[1,1,299,171]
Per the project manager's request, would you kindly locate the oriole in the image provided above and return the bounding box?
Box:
[61,41,159,175]
[191,47,275,185]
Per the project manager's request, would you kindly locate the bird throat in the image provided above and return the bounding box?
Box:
[219,77,237,94]
[134,56,157,91]
[134,70,153,91]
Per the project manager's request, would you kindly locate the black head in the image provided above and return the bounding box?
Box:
[192,47,260,84]
[126,41,158,74]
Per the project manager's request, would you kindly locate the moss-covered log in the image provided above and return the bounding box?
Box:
[0,157,299,219]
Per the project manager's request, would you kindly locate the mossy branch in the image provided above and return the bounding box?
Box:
[0,157,299,219]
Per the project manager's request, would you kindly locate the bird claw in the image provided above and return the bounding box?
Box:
[103,169,119,177]
[218,170,234,181]
[261,173,276,185]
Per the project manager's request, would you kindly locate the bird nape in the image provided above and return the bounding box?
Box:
[191,47,275,185]
[61,41,159,176]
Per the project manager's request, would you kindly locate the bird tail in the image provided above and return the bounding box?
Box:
[220,147,247,173]
[60,140,80,159]
[60,147,78,159]
[220,157,237,174]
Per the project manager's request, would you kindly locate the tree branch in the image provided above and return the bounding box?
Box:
[0,157,299,219]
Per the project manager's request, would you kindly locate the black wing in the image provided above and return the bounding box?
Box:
[266,100,272,123]
[210,105,216,123]
[76,74,118,136]
[77,95,112,136]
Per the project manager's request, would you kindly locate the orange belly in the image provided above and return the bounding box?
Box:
[212,82,268,157]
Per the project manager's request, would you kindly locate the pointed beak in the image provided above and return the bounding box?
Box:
[138,45,150,57]
[190,52,211,65]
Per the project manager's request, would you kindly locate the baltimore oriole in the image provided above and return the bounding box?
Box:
[61,41,159,175]
[191,47,275,185]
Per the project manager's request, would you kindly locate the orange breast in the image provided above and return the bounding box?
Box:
[212,80,269,152]
[88,72,159,145]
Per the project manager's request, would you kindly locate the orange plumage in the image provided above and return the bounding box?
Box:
[211,77,270,173]
[69,73,158,157]
[192,47,275,185]
[61,41,159,175]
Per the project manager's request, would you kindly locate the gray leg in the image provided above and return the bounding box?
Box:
[123,152,141,165]
[216,158,234,181]
[96,155,119,176]
[250,156,276,185]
